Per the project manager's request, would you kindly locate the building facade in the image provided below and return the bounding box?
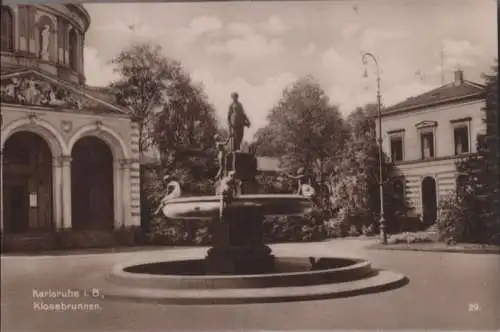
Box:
[0,4,141,250]
[379,70,486,224]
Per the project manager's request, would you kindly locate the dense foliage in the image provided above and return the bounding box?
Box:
[110,42,220,233]
[438,62,499,244]
[253,76,349,181]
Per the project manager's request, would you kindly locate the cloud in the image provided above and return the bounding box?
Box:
[342,22,362,41]
[301,43,317,56]
[227,22,254,36]
[443,39,482,57]
[173,16,223,50]
[83,47,120,86]
[206,31,283,62]
[321,47,362,87]
[321,46,439,114]
[261,16,289,35]
[360,28,410,49]
[191,69,297,140]
[185,16,223,36]
[441,39,483,69]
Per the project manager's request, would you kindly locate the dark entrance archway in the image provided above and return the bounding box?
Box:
[71,136,114,230]
[2,132,53,233]
[421,176,437,224]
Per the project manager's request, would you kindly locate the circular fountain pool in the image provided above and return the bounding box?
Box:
[103,255,407,304]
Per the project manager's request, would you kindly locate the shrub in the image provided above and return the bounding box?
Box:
[262,211,327,243]
[347,224,360,237]
[323,218,348,238]
[437,193,464,244]
[361,224,375,236]
[388,232,434,244]
[146,208,328,246]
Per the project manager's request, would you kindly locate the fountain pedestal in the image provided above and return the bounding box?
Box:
[205,152,274,275]
[205,203,274,274]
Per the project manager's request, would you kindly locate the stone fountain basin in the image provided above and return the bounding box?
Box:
[162,194,313,220]
[106,257,374,289]
[102,256,408,304]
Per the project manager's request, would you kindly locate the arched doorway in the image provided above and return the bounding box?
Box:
[421,176,437,224]
[2,132,53,233]
[71,137,114,230]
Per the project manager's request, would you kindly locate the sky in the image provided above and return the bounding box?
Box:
[83,0,497,141]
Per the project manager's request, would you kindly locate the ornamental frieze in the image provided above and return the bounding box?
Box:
[0,75,99,111]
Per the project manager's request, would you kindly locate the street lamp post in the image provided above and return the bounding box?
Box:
[362,52,387,245]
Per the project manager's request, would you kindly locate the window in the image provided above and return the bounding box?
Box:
[68,28,78,70]
[1,6,14,52]
[454,126,469,155]
[390,136,403,162]
[420,132,434,159]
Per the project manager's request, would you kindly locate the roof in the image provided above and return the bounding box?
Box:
[85,86,118,105]
[383,79,486,115]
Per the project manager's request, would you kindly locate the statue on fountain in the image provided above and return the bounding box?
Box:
[227,92,250,152]
[214,134,230,181]
[217,171,239,212]
[155,175,182,215]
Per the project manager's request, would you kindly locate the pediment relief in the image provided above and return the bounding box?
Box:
[1,70,126,115]
[415,120,438,130]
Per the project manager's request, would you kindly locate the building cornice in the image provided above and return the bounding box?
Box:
[379,93,485,118]
[391,153,479,167]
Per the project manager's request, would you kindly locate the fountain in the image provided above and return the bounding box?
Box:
[102,93,407,304]
[102,150,407,304]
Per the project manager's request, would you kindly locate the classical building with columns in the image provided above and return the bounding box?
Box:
[1,4,141,251]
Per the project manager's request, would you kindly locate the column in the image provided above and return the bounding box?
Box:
[60,155,72,229]
[120,159,132,227]
[13,6,20,51]
[113,160,123,229]
[52,156,63,230]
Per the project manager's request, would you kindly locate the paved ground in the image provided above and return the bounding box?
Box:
[2,239,499,331]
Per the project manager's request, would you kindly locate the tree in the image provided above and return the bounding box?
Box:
[330,104,412,233]
[110,42,219,232]
[330,104,380,228]
[254,76,348,183]
[110,42,187,152]
[439,61,499,244]
[483,60,499,234]
[152,75,219,184]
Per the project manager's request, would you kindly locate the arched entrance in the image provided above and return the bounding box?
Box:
[71,136,114,230]
[421,176,437,224]
[2,132,53,233]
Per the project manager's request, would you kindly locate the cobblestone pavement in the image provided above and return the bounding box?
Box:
[2,239,499,331]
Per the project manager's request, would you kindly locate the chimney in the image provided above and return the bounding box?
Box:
[454,69,464,85]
